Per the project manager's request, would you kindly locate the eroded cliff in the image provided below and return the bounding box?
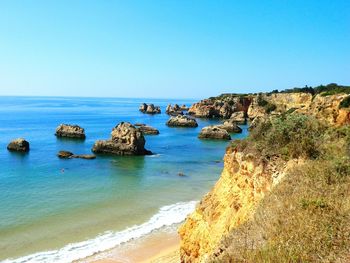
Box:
[179,146,295,262]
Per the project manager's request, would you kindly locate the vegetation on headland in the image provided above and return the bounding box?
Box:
[211,114,350,262]
[273,83,350,96]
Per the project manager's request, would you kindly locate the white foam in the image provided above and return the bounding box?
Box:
[2,201,197,263]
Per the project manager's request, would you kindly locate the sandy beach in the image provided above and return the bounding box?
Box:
[79,228,180,263]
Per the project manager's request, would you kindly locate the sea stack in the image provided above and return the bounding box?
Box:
[166,115,198,127]
[55,124,86,139]
[139,103,161,114]
[7,138,30,152]
[92,122,152,155]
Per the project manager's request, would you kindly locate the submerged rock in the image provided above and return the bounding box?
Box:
[55,124,86,139]
[139,103,161,114]
[92,122,152,155]
[166,115,198,127]
[198,126,231,140]
[57,150,96,159]
[7,138,30,152]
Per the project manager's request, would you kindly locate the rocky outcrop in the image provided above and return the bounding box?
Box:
[188,95,252,119]
[92,122,152,155]
[57,151,96,159]
[217,119,242,133]
[166,115,198,127]
[229,111,246,124]
[55,124,86,139]
[198,126,231,140]
[139,103,161,114]
[135,124,160,135]
[166,104,184,116]
[7,138,30,152]
[297,94,350,126]
[179,147,295,262]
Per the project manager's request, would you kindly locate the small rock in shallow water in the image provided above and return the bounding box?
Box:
[178,172,185,177]
[7,138,30,152]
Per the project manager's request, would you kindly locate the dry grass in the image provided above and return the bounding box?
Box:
[209,115,350,263]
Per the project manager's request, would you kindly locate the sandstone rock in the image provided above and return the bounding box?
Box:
[229,111,246,124]
[139,103,161,114]
[55,124,86,139]
[137,125,159,135]
[180,104,189,111]
[57,151,74,158]
[198,126,231,140]
[166,115,198,127]
[217,119,242,133]
[166,104,184,116]
[7,138,30,152]
[92,122,152,155]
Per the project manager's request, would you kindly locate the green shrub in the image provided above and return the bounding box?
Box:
[339,96,350,108]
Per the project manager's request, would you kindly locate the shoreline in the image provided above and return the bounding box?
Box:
[80,227,180,263]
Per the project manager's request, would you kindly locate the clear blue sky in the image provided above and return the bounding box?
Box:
[0,0,349,99]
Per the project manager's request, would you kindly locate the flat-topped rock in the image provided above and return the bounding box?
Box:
[139,103,161,114]
[55,124,85,139]
[166,115,198,127]
[7,138,30,152]
[92,122,152,155]
[217,119,243,133]
[198,126,231,140]
[137,125,159,135]
[57,151,96,159]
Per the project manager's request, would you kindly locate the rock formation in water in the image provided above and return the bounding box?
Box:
[135,124,160,135]
[166,115,198,127]
[7,138,30,152]
[92,122,152,155]
[217,119,243,133]
[198,126,231,140]
[166,104,185,116]
[139,103,161,114]
[55,124,86,139]
[57,151,96,159]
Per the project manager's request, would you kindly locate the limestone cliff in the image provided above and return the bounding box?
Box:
[179,146,295,262]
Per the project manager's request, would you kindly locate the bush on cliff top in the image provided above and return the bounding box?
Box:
[211,115,350,263]
[233,114,326,160]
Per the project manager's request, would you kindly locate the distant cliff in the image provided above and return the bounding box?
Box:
[188,84,350,126]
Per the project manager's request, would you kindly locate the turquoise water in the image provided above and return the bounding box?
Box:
[0,97,249,262]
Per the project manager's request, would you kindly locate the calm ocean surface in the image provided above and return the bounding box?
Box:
[0,96,248,262]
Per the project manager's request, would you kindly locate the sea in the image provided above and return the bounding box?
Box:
[0,96,249,262]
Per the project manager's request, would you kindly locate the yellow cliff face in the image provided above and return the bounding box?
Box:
[297,94,350,126]
[179,147,292,262]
